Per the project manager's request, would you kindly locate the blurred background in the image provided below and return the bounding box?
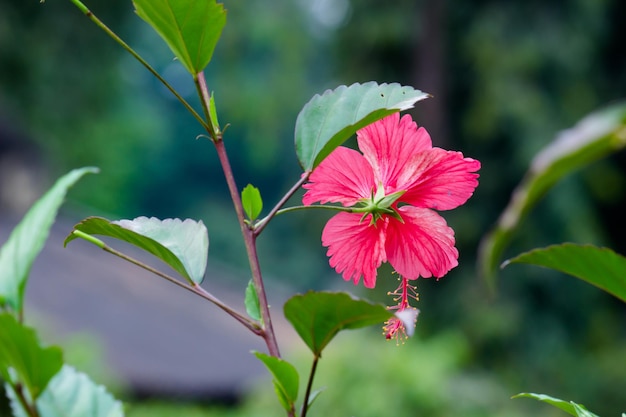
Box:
[1,0,625,416]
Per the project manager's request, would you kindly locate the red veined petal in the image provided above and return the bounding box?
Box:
[357,113,432,193]
[321,212,387,288]
[385,206,458,279]
[399,148,481,210]
[303,147,375,206]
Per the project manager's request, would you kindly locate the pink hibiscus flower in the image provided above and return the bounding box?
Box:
[303,112,480,289]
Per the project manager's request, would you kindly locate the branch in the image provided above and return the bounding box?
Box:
[78,239,263,336]
[65,0,209,130]
[254,172,310,236]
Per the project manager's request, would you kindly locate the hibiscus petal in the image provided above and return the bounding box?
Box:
[321,212,386,288]
[385,206,458,279]
[399,148,481,211]
[357,113,432,192]
[303,147,375,206]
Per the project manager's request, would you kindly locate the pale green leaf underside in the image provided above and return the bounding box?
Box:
[0,167,98,311]
[9,365,124,417]
[65,216,208,284]
[512,393,599,417]
[295,82,430,171]
[133,0,226,75]
[283,291,393,356]
[504,243,626,303]
[479,101,626,288]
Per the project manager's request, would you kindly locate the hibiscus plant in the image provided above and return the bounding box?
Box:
[0,1,480,415]
[1,1,624,417]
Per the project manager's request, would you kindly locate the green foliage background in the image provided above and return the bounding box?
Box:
[1,0,625,416]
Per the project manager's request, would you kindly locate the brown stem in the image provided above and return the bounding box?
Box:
[67,0,208,131]
[213,139,282,358]
[10,382,39,417]
[194,72,219,141]
[194,71,281,357]
[301,355,320,417]
[98,244,262,335]
[254,172,310,236]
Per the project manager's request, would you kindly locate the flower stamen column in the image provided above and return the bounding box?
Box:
[384,275,419,343]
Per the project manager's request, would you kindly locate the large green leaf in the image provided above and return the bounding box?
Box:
[65,216,208,284]
[295,82,430,171]
[479,101,626,289]
[283,291,393,356]
[504,244,626,303]
[253,352,299,414]
[0,314,63,401]
[8,365,124,417]
[0,167,98,312]
[133,0,226,75]
[512,393,599,417]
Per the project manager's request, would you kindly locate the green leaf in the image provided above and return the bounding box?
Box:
[241,184,263,221]
[133,0,226,75]
[306,387,326,413]
[504,244,626,303]
[209,92,220,133]
[571,404,600,417]
[8,365,124,417]
[283,291,393,356]
[479,101,626,289]
[253,352,299,414]
[0,314,63,400]
[512,393,599,417]
[295,82,430,171]
[65,217,208,284]
[0,167,98,312]
[244,280,262,322]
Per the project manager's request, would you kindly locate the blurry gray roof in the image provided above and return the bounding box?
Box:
[1,214,296,400]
